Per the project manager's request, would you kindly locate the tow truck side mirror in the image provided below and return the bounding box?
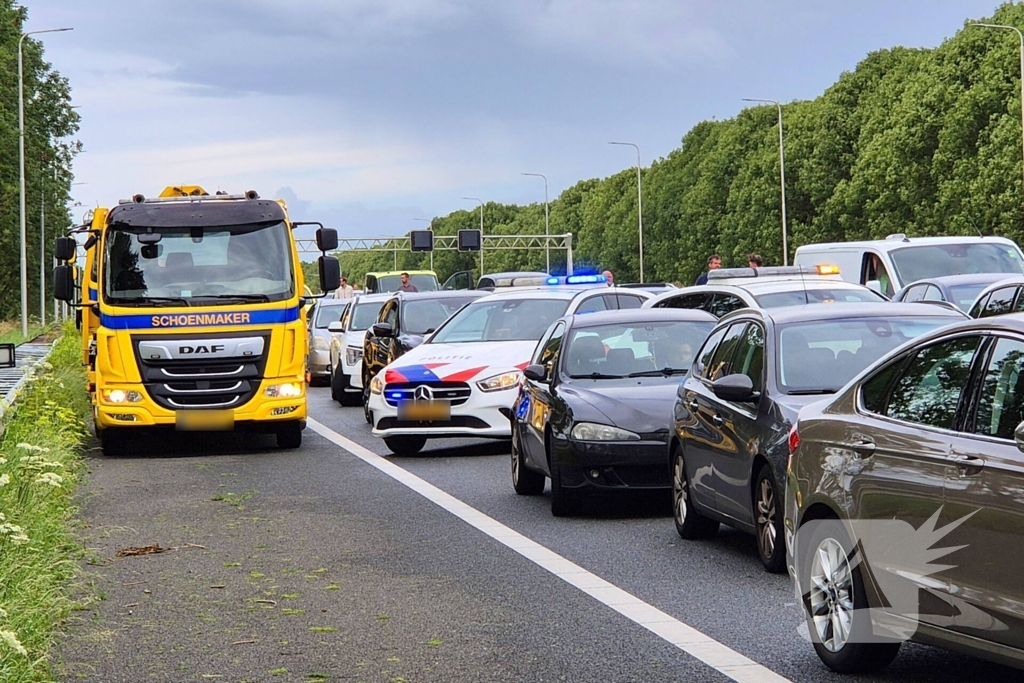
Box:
[316,227,338,252]
[318,256,341,293]
[54,236,77,262]
[54,264,75,302]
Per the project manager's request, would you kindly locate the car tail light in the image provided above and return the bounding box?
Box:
[788,424,800,455]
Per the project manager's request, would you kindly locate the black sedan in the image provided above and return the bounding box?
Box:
[892,273,1013,312]
[671,302,966,572]
[511,308,717,516]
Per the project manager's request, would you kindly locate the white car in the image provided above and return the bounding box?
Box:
[327,293,390,406]
[643,265,886,316]
[367,286,651,455]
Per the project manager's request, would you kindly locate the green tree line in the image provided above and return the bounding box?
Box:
[333,2,1024,289]
[0,1,80,320]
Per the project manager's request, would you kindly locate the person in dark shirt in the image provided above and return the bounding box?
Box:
[695,254,722,285]
[398,272,418,293]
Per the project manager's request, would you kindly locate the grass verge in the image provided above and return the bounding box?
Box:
[0,322,89,680]
[0,321,48,346]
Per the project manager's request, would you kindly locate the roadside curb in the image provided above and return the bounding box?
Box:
[0,341,57,421]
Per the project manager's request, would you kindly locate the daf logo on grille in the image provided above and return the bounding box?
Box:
[414,386,433,401]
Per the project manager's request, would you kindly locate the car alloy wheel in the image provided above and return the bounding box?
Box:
[672,449,718,540]
[754,464,785,573]
[810,536,855,653]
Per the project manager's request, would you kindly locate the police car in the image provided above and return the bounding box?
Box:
[367,282,651,455]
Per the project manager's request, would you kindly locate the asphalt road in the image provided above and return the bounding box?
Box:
[57,386,1021,682]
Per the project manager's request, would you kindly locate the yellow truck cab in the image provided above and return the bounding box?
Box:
[53,185,340,455]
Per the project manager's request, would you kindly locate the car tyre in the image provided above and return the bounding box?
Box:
[275,421,302,449]
[330,363,346,402]
[362,382,373,424]
[798,517,901,674]
[754,463,786,574]
[548,434,581,517]
[99,427,129,457]
[384,435,426,456]
[511,422,545,495]
[672,448,719,540]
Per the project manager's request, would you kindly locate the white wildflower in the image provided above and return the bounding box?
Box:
[0,457,6,465]
[0,606,7,619]
[16,443,49,453]
[0,630,27,656]
[0,473,9,488]
[35,472,62,487]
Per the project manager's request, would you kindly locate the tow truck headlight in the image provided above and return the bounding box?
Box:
[102,389,143,404]
[476,371,521,392]
[370,376,384,395]
[346,346,363,366]
[571,422,641,442]
[265,382,303,398]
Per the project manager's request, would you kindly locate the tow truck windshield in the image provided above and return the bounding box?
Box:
[103,221,296,305]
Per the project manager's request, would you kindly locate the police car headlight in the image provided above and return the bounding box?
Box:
[370,376,384,395]
[571,422,641,442]
[476,371,521,392]
[102,389,143,404]
[346,346,363,366]
[265,382,303,398]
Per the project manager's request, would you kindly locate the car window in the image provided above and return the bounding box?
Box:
[1014,288,1024,313]
[349,301,385,331]
[884,336,981,429]
[314,304,345,329]
[614,294,645,309]
[657,292,709,311]
[575,294,608,314]
[972,337,1024,440]
[535,322,565,376]
[705,323,747,382]
[382,300,398,327]
[710,294,745,318]
[754,288,884,308]
[693,326,728,379]
[901,285,927,303]
[923,285,943,301]
[981,286,1016,318]
[949,283,991,311]
[731,324,765,393]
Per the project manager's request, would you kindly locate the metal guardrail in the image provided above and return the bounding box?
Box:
[0,342,55,421]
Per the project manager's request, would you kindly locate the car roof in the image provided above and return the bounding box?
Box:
[795,234,1019,253]
[365,270,436,277]
[567,308,717,328]
[393,290,488,301]
[973,275,1024,296]
[472,286,610,303]
[902,273,1018,288]
[317,297,350,307]
[352,292,393,303]
[646,279,875,305]
[479,271,549,279]
[722,301,967,326]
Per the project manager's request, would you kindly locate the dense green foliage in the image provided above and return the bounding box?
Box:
[0,2,80,320]
[335,3,1024,288]
[0,325,89,680]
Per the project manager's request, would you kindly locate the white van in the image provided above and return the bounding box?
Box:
[793,234,1024,298]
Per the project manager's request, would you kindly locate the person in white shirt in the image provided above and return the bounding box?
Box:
[333,277,354,299]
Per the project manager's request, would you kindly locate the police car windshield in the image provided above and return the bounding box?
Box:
[429,298,571,343]
[104,222,295,305]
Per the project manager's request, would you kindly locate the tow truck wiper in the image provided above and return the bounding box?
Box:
[110,296,190,307]
[195,294,272,303]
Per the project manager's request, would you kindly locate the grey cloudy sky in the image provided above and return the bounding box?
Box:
[30,0,1006,239]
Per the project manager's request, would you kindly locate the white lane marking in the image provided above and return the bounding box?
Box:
[308,419,793,683]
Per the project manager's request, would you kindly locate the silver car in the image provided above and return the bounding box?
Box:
[307,298,350,384]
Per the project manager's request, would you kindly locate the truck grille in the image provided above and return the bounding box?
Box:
[131,332,270,410]
[383,382,472,407]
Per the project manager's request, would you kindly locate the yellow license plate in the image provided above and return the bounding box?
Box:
[398,401,450,421]
[176,410,234,431]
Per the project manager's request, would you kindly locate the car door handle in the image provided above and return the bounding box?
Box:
[950,453,985,474]
[711,414,724,427]
[848,440,875,457]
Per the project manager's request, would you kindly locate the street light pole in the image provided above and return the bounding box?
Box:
[521,173,550,273]
[414,217,434,271]
[973,23,1024,208]
[742,98,788,265]
[463,197,484,276]
[20,26,73,336]
[608,142,644,283]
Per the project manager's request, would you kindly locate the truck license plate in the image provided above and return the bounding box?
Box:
[176,410,234,431]
[398,401,450,421]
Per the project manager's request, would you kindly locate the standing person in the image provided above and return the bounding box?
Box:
[695,254,722,285]
[333,276,354,299]
[398,272,418,293]
[747,253,763,268]
[602,270,615,287]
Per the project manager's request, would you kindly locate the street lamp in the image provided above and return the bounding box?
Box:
[20,26,73,336]
[462,197,484,275]
[521,173,550,273]
[742,98,789,266]
[972,23,1024,206]
[413,217,434,271]
[608,142,644,283]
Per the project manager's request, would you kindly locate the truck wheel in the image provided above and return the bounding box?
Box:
[384,436,425,456]
[276,422,302,449]
[100,427,129,457]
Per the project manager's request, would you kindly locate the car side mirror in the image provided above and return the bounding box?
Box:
[327,321,343,333]
[711,373,758,403]
[865,279,882,294]
[372,322,394,338]
[1015,421,1024,454]
[523,364,547,383]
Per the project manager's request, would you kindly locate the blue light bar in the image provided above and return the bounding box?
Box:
[566,274,606,284]
[389,392,403,399]
[546,277,560,285]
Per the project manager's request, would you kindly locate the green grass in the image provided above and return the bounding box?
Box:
[0,321,50,345]
[0,322,90,681]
